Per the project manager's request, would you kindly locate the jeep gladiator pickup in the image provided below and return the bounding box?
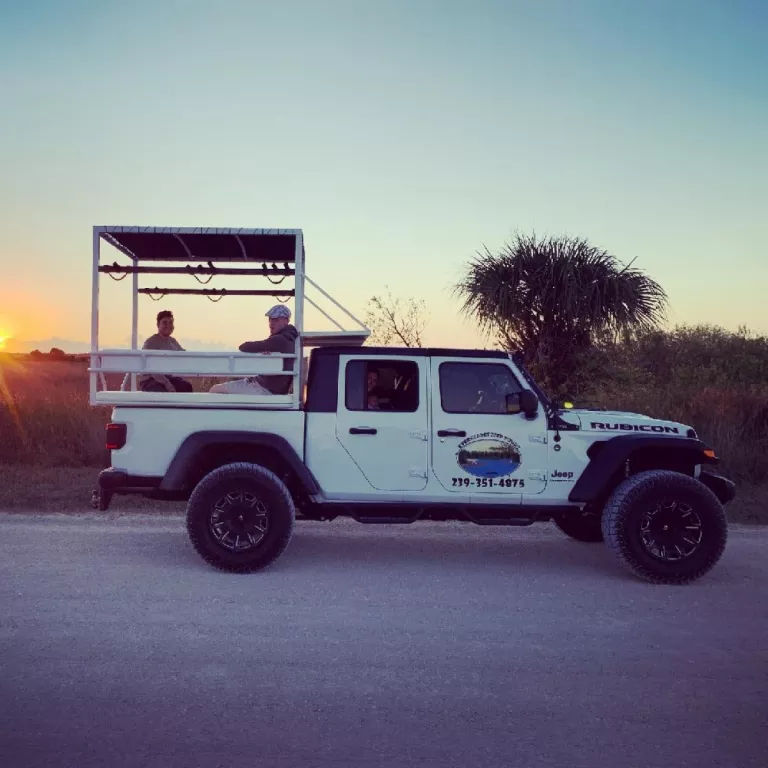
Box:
[97,346,735,584]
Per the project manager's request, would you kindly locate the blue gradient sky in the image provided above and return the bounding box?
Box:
[1,0,766,350]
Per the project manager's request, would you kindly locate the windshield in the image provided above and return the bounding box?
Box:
[509,352,554,411]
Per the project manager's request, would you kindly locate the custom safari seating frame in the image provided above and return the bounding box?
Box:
[89,226,369,409]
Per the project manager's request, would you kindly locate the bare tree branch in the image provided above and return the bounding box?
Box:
[364,289,428,347]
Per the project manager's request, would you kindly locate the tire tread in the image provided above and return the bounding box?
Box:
[186,462,295,573]
[602,470,727,584]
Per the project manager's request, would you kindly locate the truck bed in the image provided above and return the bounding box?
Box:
[110,407,307,478]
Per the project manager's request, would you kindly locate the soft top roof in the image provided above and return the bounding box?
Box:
[97,226,300,263]
[311,346,509,359]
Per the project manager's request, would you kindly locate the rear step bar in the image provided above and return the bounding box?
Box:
[349,513,537,526]
[323,504,568,526]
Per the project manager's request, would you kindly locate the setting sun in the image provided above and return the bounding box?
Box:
[0,324,11,350]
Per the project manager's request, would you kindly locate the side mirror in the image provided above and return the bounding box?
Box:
[506,390,538,418]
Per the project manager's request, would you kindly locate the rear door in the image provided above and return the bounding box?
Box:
[334,355,429,492]
[430,357,549,498]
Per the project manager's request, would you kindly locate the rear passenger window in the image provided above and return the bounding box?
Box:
[345,360,419,412]
[440,362,522,414]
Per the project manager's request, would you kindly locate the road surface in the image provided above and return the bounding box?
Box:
[0,514,766,768]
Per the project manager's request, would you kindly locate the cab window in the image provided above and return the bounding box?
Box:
[439,362,522,414]
[345,360,419,412]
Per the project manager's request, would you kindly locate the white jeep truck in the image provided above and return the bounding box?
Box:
[89,226,735,584]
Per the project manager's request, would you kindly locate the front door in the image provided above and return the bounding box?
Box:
[335,355,429,492]
[430,357,549,498]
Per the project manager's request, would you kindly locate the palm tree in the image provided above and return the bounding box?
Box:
[455,233,667,395]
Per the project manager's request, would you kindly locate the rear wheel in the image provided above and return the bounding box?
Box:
[186,462,295,573]
[602,470,727,584]
[554,509,604,542]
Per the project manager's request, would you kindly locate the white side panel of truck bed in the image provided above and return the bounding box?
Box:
[110,408,306,478]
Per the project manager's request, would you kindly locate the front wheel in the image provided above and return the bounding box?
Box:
[602,470,727,584]
[186,462,295,573]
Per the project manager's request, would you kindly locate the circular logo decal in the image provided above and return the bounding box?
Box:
[456,432,522,478]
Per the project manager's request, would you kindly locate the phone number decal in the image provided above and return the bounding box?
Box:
[451,477,525,489]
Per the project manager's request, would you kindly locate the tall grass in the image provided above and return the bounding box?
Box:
[1,326,767,488]
[580,325,768,484]
[0,357,111,467]
[587,383,768,484]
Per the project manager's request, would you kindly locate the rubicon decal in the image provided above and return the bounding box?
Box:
[457,433,522,478]
[590,422,680,434]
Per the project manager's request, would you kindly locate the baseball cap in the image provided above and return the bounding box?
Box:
[266,304,291,319]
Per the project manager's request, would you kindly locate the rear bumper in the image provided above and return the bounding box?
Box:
[93,469,163,511]
[699,470,736,505]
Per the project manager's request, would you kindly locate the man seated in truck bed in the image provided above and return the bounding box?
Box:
[139,310,193,393]
[210,305,298,395]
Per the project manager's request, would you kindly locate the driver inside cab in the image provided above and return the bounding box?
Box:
[366,368,390,410]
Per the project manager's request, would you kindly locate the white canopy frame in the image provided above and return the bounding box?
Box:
[89,226,370,408]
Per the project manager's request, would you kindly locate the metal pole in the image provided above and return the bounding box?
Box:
[304,275,369,330]
[130,259,139,391]
[292,232,305,408]
[90,228,101,403]
[304,295,345,331]
[136,288,295,297]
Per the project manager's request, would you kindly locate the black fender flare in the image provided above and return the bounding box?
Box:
[698,469,736,504]
[568,435,719,504]
[160,431,320,495]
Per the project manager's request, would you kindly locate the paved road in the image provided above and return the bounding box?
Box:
[0,515,766,768]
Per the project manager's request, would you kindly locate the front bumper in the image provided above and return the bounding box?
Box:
[699,470,736,505]
[93,469,163,511]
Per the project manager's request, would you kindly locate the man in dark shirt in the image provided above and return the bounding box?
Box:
[210,305,299,395]
[139,311,193,393]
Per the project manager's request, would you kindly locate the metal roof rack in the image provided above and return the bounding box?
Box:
[90,226,370,408]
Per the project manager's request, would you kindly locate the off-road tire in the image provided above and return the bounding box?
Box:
[186,462,295,573]
[602,470,727,585]
[554,510,604,542]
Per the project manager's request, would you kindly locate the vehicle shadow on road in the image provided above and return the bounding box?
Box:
[277,522,628,581]
[107,523,751,589]
[115,521,626,581]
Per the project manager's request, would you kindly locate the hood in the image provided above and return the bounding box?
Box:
[277,324,299,342]
[565,409,695,438]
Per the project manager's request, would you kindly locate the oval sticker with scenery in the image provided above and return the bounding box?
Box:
[456,433,522,478]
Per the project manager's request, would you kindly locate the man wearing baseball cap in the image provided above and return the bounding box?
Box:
[210,304,299,395]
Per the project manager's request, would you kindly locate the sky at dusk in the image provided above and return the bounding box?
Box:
[0,0,766,352]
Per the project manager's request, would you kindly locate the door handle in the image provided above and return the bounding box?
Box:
[437,429,466,438]
[349,427,377,435]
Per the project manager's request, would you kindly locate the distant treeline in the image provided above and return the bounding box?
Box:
[20,349,88,363]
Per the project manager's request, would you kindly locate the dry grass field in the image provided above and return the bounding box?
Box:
[0,351,765,521]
